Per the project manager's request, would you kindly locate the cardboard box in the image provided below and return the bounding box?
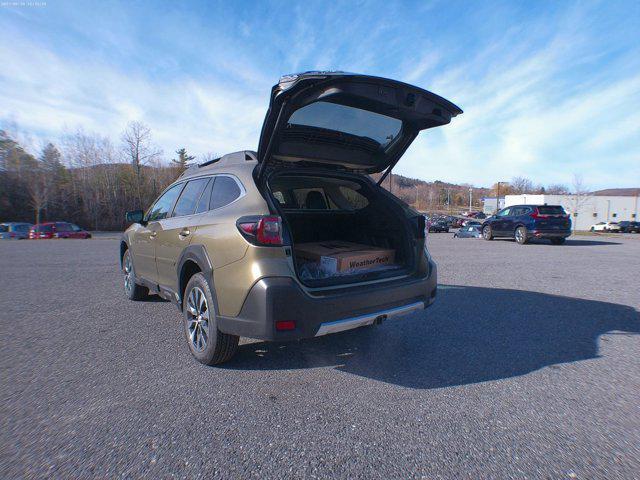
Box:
[296,241,395,274]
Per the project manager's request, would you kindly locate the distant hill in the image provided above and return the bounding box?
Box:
[592,188,640,196]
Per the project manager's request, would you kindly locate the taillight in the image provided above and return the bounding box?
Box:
[275,320,296,331]
[237,215,283,246]
[530,208,547,219]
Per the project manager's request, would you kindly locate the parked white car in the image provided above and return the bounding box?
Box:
[590,222,621,232]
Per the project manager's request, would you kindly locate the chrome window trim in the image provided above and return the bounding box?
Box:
[160,173,247,220]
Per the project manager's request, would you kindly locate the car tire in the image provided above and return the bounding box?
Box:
[183,272,239,365]
[551,238,566,245]
[515,226,528,245]
[122,249,149,301]
[482,225,493,241]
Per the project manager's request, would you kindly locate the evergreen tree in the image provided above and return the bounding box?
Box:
[172,148,195,170]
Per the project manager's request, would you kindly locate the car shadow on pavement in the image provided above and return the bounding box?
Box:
[562,239,621,246]
[224,285,640,389]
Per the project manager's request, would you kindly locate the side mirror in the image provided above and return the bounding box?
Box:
[125,209,145,224]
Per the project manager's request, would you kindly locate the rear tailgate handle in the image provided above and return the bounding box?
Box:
[179,228,191,238]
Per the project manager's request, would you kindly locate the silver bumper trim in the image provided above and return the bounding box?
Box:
[314,301,425,337]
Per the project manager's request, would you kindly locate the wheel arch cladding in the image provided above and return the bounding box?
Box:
[176,244,215,306]
[119,240,128,268]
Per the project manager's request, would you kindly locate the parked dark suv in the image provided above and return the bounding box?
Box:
[482,205,571,245]
[619,221,640,233]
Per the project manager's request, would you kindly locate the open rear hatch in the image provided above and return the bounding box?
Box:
[256,71,462,177]
[256,72,461,287]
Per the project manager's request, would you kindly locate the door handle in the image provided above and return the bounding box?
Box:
[178,228,191,238]
[149,231,157,239]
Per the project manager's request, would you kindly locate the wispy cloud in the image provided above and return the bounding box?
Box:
[1,0,638,188]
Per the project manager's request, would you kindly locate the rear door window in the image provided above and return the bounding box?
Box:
[173,178,210,217]
[210,176,242,209]
[194,178,213,214]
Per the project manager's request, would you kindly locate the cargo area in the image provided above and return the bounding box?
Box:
[267,173,416,286]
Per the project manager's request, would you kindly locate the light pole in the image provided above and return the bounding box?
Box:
[469,187,472,212]
[495,181,507,213]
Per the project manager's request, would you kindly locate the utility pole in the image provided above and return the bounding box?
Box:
[415,185,419,209]
[495,181,507,213]
[469,187,472,212]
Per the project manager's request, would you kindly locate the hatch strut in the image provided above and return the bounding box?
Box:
[256,101,287,182]
[377,163,396,186]
[377,128,419,187]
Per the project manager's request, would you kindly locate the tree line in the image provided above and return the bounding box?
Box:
[1,122,585,230]
[0,123,199,231]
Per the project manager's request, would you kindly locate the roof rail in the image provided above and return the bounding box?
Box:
[199,156,221,168]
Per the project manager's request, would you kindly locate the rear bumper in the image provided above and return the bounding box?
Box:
[217,260,437,341]
[528,229,571,238]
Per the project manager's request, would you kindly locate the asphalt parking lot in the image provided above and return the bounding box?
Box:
[1,234,639,479]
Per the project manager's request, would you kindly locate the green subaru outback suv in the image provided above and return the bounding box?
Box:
[121,72,462,365]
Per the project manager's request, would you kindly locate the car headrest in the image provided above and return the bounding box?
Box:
[305,191,327,210]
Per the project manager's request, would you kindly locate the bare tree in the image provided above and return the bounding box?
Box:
[511,176,535,194]
[546,183,570,194]
[121,121,161,205]
[569,174,592,231]
[27,163,49,224]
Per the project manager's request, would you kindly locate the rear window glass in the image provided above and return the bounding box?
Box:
[338,186,369,209]
[210,176,241,209]
[38,225,53,232]
[538,206,566,215]
[293,188,328,209]
[0,225,7,232]
[288,101,402,148]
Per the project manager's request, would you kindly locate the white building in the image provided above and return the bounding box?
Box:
[502,194,640,230]
[482,197,505,215]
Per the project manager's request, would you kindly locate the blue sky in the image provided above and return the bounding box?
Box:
[1,0,638,189]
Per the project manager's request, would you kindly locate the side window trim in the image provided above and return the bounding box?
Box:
[194,177,214,215]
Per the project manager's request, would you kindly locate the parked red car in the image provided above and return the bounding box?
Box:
[29,222,92,239]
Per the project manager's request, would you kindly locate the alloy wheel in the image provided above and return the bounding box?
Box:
[515,228,524,243]
[186,286,210,352]
[123,251,134,294]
